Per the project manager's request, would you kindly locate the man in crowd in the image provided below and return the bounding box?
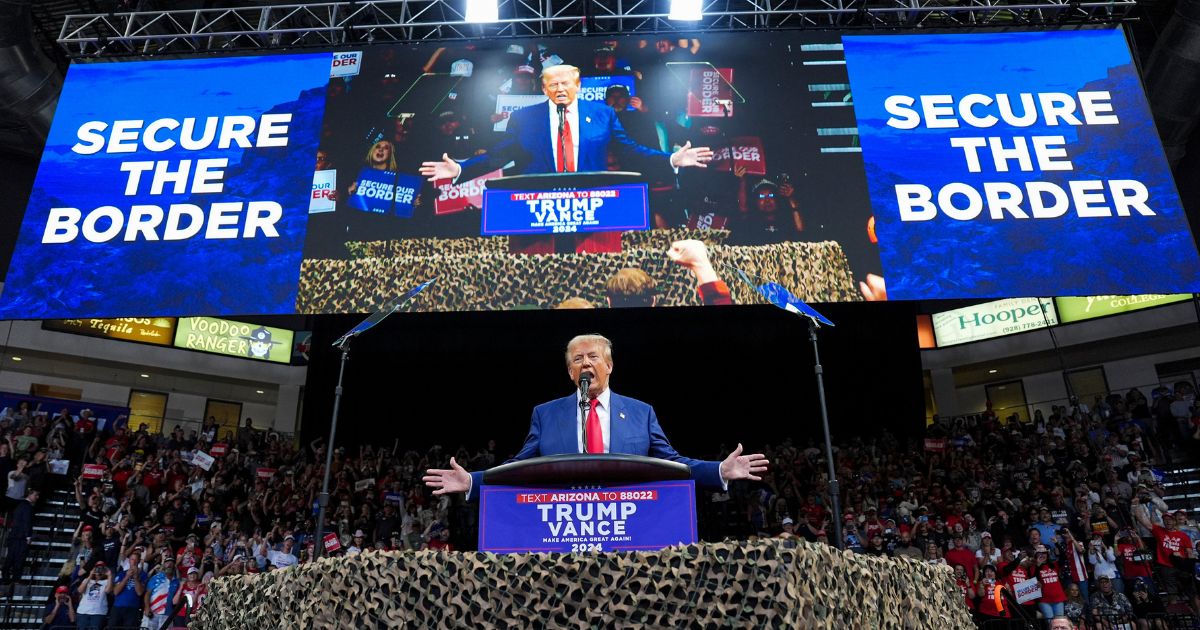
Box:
[108,548,148,626]
[1,487,37,583]
[423,334,769,501]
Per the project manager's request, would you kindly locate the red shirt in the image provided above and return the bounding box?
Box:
[1037,563,1066,604]
[426,538,453,552]
[945,547,977,581]
[1007,566,1037,608]
[977,581,1008,617]
[1117,543,1152,578]
[1151,525,1192,567]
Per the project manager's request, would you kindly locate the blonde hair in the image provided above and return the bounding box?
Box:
[364,140,398,171]
[540,64,582,86]
[565,334,612,367]
[605,268,657,307]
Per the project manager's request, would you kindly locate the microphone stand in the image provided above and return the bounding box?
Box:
[725,265,844,549]
[557,104,567,172]
[313,278,437,559]
[578,377,590,454]
[806,317,844,551]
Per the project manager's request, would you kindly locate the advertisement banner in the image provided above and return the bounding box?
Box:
[844,30,1200,300]
[309,169,336,213]
[481,184,650,235]
[174,317,294,363]
[1055,294,1193,323]
[932,297,1058,347]
[434,169,503,215]
[347,168,420,217]
[479,481,697,553]
[687,67,734,117]
[42,318,177,346]
[711,136,767,176]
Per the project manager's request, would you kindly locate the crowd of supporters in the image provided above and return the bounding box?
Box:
[1,384,1198,629]
[725,386,1200,629]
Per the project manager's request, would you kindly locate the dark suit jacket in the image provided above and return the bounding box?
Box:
[10,499,33,539]
[457,100,671,180]
[468,392,721,500]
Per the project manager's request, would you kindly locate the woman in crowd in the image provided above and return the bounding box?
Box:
[1034,545,1068,623]
[1062,582,1090,630]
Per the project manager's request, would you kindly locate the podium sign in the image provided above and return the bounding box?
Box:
[479,480,696,553]
[480,183,649,236]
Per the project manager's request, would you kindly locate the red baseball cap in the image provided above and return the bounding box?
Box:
[94,561,106,567]
[82,525,93,532]
[55,586,69,594]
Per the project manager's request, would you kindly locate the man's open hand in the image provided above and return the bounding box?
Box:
[719,443,769,482]
[670,141,714,169]
[419,154,462,182]
[422,457,470,495]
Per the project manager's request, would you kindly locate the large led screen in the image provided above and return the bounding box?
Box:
[1,28,1195,319]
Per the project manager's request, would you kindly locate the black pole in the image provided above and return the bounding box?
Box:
[314,340,351,558]
[809,319,843,549]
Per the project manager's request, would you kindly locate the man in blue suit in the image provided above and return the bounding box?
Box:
[419,65,713,182]
[424,334,768,501]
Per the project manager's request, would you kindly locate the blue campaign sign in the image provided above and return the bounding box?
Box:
[0,53,330,319]
[843,29,1200,300]
[479,481,697,553]
[347,168,421,217]
[481,183,649,235]
[579,75,636,107]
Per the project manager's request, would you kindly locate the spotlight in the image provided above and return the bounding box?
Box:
[10,357,21,362]
[140,373,150,378]
[465,0,499,23]
[988,369,998,374]
[668,0,703,20]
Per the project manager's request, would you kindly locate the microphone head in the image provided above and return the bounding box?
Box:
[557,103,567,114]
[579,372,592,387]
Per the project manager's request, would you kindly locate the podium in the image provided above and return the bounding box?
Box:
[478,454,698,554]
[480,171,650,237]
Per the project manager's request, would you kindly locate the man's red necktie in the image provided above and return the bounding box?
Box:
[558,115,575,173]
[585,398,602,453]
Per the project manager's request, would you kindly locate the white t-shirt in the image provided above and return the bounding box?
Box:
[77,578,110,615]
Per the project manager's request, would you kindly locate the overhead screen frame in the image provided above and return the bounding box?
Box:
[0,24,1195,319]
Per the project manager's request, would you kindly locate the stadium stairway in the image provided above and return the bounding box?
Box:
[1164,464,1200,512]
[0,488,78,629]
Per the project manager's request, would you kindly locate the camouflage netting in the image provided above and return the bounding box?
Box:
[297,229,859,313]
[192,539,972,629]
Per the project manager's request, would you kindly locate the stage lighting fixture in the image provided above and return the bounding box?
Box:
[988,369,998,374]
[466,0,499,23]
[668,0,703,21]
[10,357,21,362]
[140,373,150,378]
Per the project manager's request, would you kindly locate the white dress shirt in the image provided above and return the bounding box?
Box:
[548,101,580,172]
[577,388,611,453]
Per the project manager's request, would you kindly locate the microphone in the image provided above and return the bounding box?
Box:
[578,372,592,453]
[557,103,567,131]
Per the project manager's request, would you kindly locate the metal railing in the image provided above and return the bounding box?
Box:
[56,0,1138,60]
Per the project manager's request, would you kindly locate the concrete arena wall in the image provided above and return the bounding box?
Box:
[193,539,972,629]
